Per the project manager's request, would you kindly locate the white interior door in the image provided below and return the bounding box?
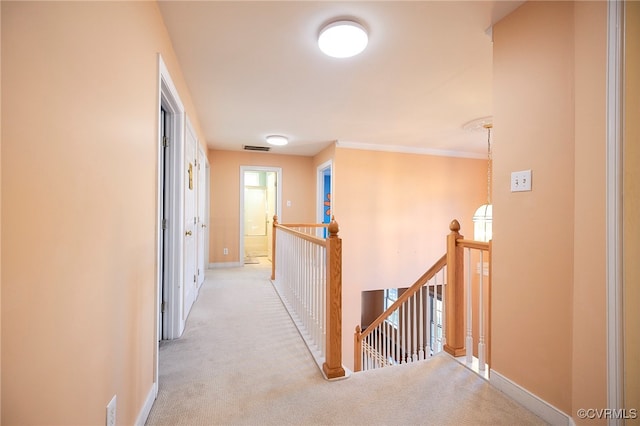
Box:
[266,172,276,261]
[244,186,268,258]
[197,147,208,287]
[183,120,198,319]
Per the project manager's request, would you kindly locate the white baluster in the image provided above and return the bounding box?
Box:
[364,335,369,371]
[321,244,325,354]
[398,305,404,364]
[380,324,385,368]
[406,300,411,363]
[404,299,410,363]
[386,321,391,366]
[366,335,369,371]
[426,280,432,357]
[318,244,322,349]
[418,283,428,361]
[380,323,385,367]
[411,294,418,362]
[478,250,486,373]
[375,325,380,369]
[466,248,473,365]
[363,336,367,371]
[310,244,315,346]
[404,302,410,363]
[441,268,446,351]
[407,300,412,363]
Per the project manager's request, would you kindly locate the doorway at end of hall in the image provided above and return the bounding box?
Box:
[242,169,277,264]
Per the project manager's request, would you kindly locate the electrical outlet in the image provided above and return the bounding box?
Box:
[106,395,116,426]
[223,248,228,255]
[511,169,532,192]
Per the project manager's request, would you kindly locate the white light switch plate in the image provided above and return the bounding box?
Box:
[511,170,532,192]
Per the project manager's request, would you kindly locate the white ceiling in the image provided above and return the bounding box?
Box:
[157,1,524,157]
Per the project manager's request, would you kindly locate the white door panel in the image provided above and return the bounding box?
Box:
[197,147,207,287]
[183,119,197,319]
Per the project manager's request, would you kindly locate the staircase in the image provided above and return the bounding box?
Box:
[354,254,447,370]
[270,216,492,380]
[354,220,492,377]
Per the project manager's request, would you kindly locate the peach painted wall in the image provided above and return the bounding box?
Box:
[332,147,487,370]
[208,150,315,264]
[572,2,607,421]
[624,1,640,414]
[2,2,205,424]
[493,1,607,418]
[313,143,336,169]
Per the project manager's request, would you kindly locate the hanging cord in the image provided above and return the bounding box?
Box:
[485,125,492,205]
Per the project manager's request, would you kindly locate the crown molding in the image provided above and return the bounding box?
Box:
[335,140,486,160]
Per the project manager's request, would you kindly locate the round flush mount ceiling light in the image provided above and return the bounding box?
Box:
[266,135,289,146]
[318,20,368,58]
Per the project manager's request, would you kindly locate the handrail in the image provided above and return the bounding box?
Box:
[358,254,447,339]
[278,223,328,229]
[456,239,490,251]
[273,224,326,245]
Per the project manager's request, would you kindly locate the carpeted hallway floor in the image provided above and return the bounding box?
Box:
[145,260,547,426]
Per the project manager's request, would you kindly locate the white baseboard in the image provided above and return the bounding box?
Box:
[209,261,243,268]
[135,382,158,426]
[490,369,574,426]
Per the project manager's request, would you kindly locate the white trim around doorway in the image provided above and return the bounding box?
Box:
[606,1,624,423]
[239,166,282,264]
[316,160,333,225]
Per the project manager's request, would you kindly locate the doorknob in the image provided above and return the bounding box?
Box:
[185,230,192,236]
[201,224,207,228]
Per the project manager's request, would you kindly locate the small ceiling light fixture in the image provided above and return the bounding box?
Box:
[266,135,289,146]
[318,20,368,58]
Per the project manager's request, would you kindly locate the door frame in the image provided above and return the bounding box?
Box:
[157,54,186,345]
[316,160,333,225]
[196,144,209,288]
[606,1,624,421]
[239,166,282,264]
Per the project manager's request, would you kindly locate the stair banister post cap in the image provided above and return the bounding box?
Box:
[273,215,278,225]
[328,216,339,236]
[449,219,461,233]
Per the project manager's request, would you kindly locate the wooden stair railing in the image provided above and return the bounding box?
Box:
[271,216,345,379]
[354,219,492,374]
[354,254,447,371]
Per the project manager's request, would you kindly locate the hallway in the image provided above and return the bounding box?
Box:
[145,261,546,425]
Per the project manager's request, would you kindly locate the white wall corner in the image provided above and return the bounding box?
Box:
[490,369,574,426]
[135,382,158,426]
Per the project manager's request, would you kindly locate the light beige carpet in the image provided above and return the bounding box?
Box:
[146,263,547,426]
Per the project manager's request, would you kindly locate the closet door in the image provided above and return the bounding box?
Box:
[197,147,208,287]
[183,120,198,318]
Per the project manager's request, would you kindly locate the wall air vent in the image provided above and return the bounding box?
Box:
[243,145,271,152]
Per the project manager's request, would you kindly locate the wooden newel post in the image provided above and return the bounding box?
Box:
[354,325,362,372]
[271,215,278,280]
[323,216,346,379]
[444,219,465,357]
